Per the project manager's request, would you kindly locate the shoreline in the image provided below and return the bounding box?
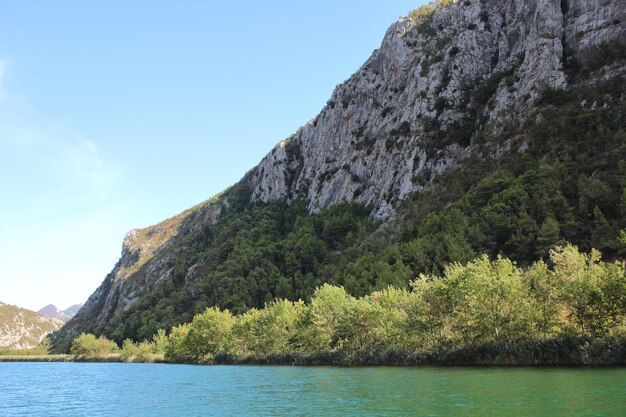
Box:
[1,357,624,367]
[208,335,626,367]
[0,354,146,363]
[3,337,625,367]
[0,355,74,362]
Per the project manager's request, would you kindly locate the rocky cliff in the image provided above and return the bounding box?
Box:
[246,0,624,219]
[53,0,625,350]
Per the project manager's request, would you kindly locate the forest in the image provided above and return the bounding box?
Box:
[71,244,626,365]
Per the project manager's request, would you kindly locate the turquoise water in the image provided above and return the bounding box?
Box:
[0,363,625,416]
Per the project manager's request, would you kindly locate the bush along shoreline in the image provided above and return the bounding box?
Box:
[2,336,623,366]
[5,245,625,366]
[211,335,626,366]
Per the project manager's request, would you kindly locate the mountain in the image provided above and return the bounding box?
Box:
[62,304,83,319]
[37,304,84,323]
[51,0,625,352]
[0,302,63,350]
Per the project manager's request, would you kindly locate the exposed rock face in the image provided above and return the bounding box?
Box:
[53,0,625,349]
[246,0,625,219]
[565,0,626,67]
[0,302,63,350]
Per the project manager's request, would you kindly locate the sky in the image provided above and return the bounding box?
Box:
[0,0,427,311]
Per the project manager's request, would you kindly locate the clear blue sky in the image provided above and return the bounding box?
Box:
[0,0,426,311]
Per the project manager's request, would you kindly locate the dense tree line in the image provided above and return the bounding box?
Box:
[72,245,625,364]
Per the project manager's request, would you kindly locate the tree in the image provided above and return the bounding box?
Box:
[551,245,605,336]
[334,297,386,351]
[184,307,234,361]
[232,299,303,354]
[151,329,169,354]
[342,247,413,296]
[120,339,137,359]
[439,256,534,343]
[164,324,191,362]
[291,284,355,352]
[70,333,118,356]
[524,260,564,337]
[598,260,626,331]
[535,217,562,258]
[591,207,619,255]
[334,287,411,352]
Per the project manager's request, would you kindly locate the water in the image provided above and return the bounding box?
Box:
[1,363,625,416]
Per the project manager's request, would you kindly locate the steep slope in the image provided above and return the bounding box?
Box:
[52,0,625,351]
[245,0,625,219]
[0,302,63,350]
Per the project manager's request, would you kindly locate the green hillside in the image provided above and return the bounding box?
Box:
[74,77,625,346]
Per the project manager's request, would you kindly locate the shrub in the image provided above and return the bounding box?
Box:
[409,4,436,26]
[164,324,192,362]
[70,333,118,356]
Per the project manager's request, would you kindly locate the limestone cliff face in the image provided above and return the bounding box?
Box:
[54,0,625,349]
[246,0,625,219]
[565,0,626,66]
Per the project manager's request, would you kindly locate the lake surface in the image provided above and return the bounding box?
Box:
[0,363,625,416]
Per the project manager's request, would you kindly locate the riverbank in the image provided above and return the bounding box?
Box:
[0,355,73,362]
[3,336,624,366]
[0,354,165,363]
[213,336,626,366]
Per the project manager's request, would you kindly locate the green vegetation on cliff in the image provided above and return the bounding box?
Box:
[73,77,625,347]
[72,245,626,365]
[97,201,376,343]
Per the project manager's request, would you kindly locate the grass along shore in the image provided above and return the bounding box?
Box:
[0,353,165,363]
[0,355,73,362]
[213,336,626,366]
[2,336,624,366]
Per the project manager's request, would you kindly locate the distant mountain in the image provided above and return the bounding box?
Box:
[62,304,83,319]
[0,302,63,350]
[37,304,83,323]
[37,304,62,319]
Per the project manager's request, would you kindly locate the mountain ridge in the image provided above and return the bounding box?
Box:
[51,0,625,351]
